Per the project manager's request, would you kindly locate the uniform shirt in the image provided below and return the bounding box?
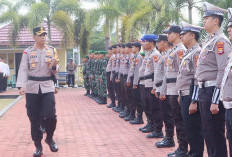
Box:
[130,53,143,86]
[110,54,116,79]
[4,63,10,77]
[196,29,231,87]
[139,51,149,85]
[16,45,59,94]
[115,53,121,74]
[106,55,114,72]
[221,54,232,102]
[66,62,76,74]
[164,42,187,95]
[0,61,4,74]
[127,53,135,83]
[176,43,201,91]
[144,48,160,88]
[118,54,125,76]
[153,50,169,92]
[122,54,131,76]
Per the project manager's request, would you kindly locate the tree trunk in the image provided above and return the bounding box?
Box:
[188,1,193,24]
[116,17,119,43]
[47,17,52,44]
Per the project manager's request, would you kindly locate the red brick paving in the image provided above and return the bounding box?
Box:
[0,88,209,157]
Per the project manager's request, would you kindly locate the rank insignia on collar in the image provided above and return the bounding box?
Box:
[217,42,224,55]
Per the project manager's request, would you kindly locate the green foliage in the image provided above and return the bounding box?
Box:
[90,30,106,51]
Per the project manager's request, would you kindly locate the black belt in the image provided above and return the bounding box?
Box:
[28,76,53,81]
[155,81,163,87]
[166,78,177,83]
[139,73,154,81]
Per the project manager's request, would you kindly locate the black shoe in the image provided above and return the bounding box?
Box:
[107,103,116,108]
[124,113,135,121]
[168,148,188,157]
[115,106,124,113]
[146,131,164,138]
[84,92,88,96]
[119,108,129,118]
[141,125,154,133]
[139,124,148,131]
[129,117,144,124]
[33,147,43,157]
[99,97,107,104]
[45,139,58,152]
[155,137,175,148]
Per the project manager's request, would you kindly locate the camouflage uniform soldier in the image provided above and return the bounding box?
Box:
[83,55,90,96]
[98,51,108,104]
[88,50,95,98]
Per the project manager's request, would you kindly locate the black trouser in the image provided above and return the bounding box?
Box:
[113,73,120,104]
[132,84,143,118]
[107,72,115,104]
[158,94,174,138]
[119,75,126,108]
[180,95,204,157]
[0,73,3,91]
[226,109,232,157]
[199,87,227,157]
[26,88,57,145]
[168,95,188,151]
[144,87,163,132]
[3,76,7,91]
[67,74,75,87]
[124,75,132,109]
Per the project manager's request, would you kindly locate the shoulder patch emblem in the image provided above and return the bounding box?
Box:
[177,50,184,59]
[194,55,199,67]
[153,55,158,62]
[217,42,224,55]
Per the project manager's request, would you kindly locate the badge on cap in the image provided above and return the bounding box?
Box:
[217,42,224,55]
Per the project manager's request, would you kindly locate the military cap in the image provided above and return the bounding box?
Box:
[203,2,227,18]
[131,42,142,47]
[156,34,168,42]
[94,51,100,54]
[140,52,145,56]
[84,55,89,59]
[99,51,107,54]
[180,21,203,35]
[120,43,126,48]
[125,43,132,48]
[141,34,158,42]
[33,26,47,36]
[112,45,117,48]
[228,8,232,26]
[89,50,95,54]
[163,25,182,34]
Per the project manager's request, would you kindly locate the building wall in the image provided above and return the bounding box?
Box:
[57,49,66,72]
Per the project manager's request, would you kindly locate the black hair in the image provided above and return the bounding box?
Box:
[212,15,224,27]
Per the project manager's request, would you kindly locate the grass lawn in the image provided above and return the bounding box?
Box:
[0,99,15,111]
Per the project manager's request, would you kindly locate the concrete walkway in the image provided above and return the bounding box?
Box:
[0,88,208,157]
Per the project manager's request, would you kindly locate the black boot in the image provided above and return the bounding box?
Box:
[113,102,121,112]
[124,111,135,121]
[139,122,149,131]
[84,90,90,96]
[119,108,129,118]
[33,141,43,157]
[155,136,175,148]
[96,97,101,104]
[107,102,116,108]
[141,121,154,133]
[129,116,144,124]
[146,130,164,138]
[44,117,58,152]
[99,97,107,104]
[167,147,188,157]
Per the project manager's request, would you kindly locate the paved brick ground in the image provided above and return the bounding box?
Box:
[0,88,209,157]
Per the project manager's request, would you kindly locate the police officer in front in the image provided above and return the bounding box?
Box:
[221,8,232,157]
[16,27,59,157]
[196,2,230,157]
[177,21,204,157]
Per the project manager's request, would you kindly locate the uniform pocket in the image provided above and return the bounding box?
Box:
[29,57,39,70]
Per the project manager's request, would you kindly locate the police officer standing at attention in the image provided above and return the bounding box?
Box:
[0,57,4,93]
[196,2,230,157]
[66,58,77,87]
[16,27,59,157]
[177,21,204,157]
[163,25,188,157]
[221,8,232,157]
